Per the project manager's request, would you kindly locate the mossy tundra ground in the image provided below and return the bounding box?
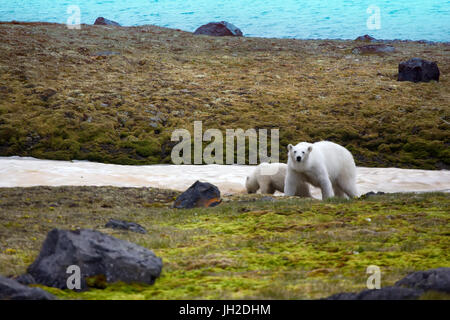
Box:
[0,22,449,168]
[0,186,448,299]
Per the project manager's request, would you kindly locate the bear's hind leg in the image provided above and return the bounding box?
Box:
[333,185,348,199]
[338,180,358,198]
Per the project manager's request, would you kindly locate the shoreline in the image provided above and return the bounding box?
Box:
[1,20,449,44]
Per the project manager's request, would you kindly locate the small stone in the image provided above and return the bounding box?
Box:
[94,17,120,26]
[91,51,121,57]
[352,44,395,55]
[105,219,147,234]
[39,89,56,102]
[355,35,376,42]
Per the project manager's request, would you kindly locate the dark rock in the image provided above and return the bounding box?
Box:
[0,86,13,94]
[325,268,450,300]
[355,35,376,42]
[260,196,276,202]
[39,88,56,101]
[0,275,55,300]
[361,191,386,198]
[395,268,450,293]
[398,58,440,83]
[173,181,221,209]
[105,219,147,234]
[326,286,422,300]
[194,21,243,37]
[352,44,395,54]
[27,228,162,290]
[94,17,120,26]
[14,273,36,286]
[91,51,121,57]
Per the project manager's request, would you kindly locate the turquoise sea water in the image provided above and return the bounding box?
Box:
[0,0,449,41]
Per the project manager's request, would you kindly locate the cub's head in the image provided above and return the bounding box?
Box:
[287,142,313,166]
[245,175,259,193]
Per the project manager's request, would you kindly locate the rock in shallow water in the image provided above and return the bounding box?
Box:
[26,228,162,290]
[0,275,55,300]
[194,21,243,37]
[398,58,440,83]
[173,180,221,209]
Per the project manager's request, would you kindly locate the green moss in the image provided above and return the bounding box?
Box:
[0,187,448,300]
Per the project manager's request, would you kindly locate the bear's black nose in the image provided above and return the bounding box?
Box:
[296,156,302,162]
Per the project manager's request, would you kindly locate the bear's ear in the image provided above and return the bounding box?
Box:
[308,146,313,152]
[287,144,293,151]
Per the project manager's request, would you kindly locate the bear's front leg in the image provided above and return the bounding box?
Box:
[318,174,334,200]
[284,169,299,196]
[296,181,311,198]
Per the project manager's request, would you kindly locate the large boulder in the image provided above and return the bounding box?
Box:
[325,268,450,300]
[94,17,120,26]
[173,181,221,209]
[26,229,162,290]
[194,21,243,37]
[352,44,395,54]
[0,275,55,300]
[398,58,440,83]
[395,268,450,293]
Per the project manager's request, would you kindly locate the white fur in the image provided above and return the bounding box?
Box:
[284,141,358,200]
[246,162,311,197]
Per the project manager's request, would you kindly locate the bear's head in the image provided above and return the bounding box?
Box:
[287,142,313,167]
[245,175,259,193]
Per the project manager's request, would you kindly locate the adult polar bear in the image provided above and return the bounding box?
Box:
[285,141,358,199]
[246,162,311,196]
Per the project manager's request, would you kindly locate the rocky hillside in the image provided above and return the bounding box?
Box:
[0,22,449,168]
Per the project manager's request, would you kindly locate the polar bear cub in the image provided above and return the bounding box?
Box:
[285,141,358,199]
[246,162,311,197]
